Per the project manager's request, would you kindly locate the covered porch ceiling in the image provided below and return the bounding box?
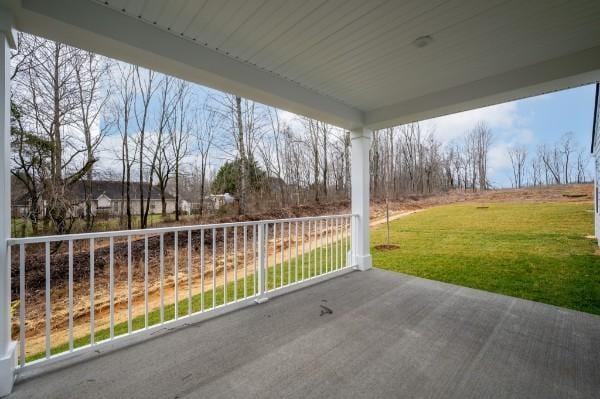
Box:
[3,0,600,130]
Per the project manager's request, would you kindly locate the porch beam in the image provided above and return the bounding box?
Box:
[365,45,600,130]
[0,8,17,397]
[9,0,364,130]
[351,127,372,271]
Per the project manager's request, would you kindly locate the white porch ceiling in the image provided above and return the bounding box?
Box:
[4,0,600,129]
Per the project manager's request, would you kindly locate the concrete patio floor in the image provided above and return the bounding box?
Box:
[9,268,600,399]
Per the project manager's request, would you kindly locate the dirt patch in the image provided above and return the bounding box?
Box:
[374,244,400,251]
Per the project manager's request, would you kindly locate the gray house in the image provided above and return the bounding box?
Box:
[15,180,189,218]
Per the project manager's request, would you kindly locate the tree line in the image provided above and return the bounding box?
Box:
[508,132,589,188]
[9,34,591,236]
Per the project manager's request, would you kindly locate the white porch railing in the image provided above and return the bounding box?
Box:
[7,214,357,373]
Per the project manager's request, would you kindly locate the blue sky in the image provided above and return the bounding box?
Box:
[421,84,596,188]
[98,76,597,189]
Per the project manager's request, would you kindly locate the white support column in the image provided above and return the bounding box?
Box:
[351,127,372,271]
[0,10,16,397]
[596,157,599,246]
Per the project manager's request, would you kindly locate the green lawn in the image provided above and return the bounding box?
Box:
[372,202,600,315]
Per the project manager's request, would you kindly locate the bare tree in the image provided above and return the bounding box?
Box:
[259,108,288,207]
[575,149,589,183]
[13,35,96,234]
[530,155,542,187]
[74,50,110,229]
[108,63,136,229]
[170,81,192,220]
[539,144,561,184]
[559,132,575,184]
[134,66,157,228]
[470,122,493,190]
[213,95,264,214]
[145,75,178,220]
[10,102,50,234]
[303,118,320,202]
[193,104,218,216]
[508,146,527,188]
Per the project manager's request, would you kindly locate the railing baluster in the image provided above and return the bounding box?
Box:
[288,221,291,285]
[187,230,192,316]
[160,233,164,324]
[320,219,323,275]
[330,218,334,272]
[45,242,51,359]
[342,217,348,268]
[338,218,341,269]
[280,221,284,288]
[212,228,216,309]
[109,236,114,339]
[349,216,352,265]
[243,226,247,299]
[68,240,73,352]
[330,218,334,271]
[313,220,317,277]
[19,244,25,366]
[346,217,350,267]
[90,238,95,345]
[336,218,340,270]
[331,218,334,271]
[257,223,265,297]
[307,220,311,279]
[342,217,346,267]
[127,235,132,333]
[201,229,205,312]
[223,227,227,305]
[295,222,298,282]
[301,221,305,281]
[234,226,238,301]
[174,232,179,319]
[343,217,346,266]
[325,219,328,273]
[353,216,357,266]
[272,223,277,289]
[253,225,257,296]
[144,234,148,328]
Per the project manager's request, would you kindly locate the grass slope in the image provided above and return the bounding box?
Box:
[372,202,600,315]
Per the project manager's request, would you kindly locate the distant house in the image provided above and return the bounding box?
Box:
[211,193,235,208]
[15,180,189,218]
[185,193,235,215]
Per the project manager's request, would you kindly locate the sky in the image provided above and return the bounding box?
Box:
[97,79,597,189]
[420,84,596,188]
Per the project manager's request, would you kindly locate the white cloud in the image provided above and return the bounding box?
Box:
[488,142,512,171]
[421,101,519,144]
[95,134,124,173]
[416,100,542,187]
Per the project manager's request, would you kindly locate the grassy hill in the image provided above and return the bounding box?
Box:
[372,202,600,315]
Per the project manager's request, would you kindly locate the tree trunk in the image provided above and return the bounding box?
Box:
[236,96,247,215]
[175,163,180,221]
[161,189,167,217]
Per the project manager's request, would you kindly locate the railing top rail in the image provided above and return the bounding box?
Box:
[7,213,358,245]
